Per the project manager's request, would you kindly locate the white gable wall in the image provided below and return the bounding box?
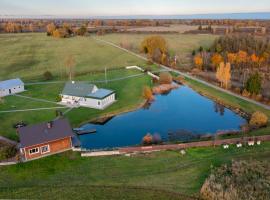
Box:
[0,84,24,97]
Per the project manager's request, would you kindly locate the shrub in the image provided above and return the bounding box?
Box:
[142,86,154,101]
[242,89,250,97]
[152,133,162,144]
[0,145,17,160]
[200,160,270,200]
[159,72,172,84]
[142,133,153,145]
[249,111,268,127]
[245,72,262,95]
[56,95,62,102]
[43,71,53,80]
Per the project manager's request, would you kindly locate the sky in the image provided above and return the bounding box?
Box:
[0,0,270,16]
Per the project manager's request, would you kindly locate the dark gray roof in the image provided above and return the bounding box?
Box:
[61,82,114,99]
[62,82,95,97]
[87,88,114,99]
[18,118,74,148]
[0,78,24,89]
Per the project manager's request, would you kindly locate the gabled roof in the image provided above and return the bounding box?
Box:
[61,82,114,99]
[62,82,96,97]
[18,118,74,148]
[0,78,24,90]
[87,88,114,99]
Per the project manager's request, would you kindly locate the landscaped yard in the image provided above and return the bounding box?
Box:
[0,143,270,199]
[0,68,151,140]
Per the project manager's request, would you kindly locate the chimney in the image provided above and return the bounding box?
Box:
[47,121,53,129]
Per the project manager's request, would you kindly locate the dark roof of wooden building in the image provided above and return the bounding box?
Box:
[18,118,74,148]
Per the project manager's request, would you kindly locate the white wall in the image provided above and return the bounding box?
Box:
[0,85,24,97]
[62,93,115,109]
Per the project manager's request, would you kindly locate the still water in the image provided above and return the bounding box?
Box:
[79,86,246,150]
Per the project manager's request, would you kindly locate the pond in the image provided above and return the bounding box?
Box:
[79,85,246,150]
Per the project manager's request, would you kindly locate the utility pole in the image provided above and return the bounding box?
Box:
[105,67,107,84]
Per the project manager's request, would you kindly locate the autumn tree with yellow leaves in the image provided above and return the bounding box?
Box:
[141,35,168,63]
[194,54,203,70]
[216,62,231,89]
[211,53,223,71]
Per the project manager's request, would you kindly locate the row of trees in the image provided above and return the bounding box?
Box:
[46,23,87,38]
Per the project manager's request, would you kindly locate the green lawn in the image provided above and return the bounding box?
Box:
[0,143,270,199]
[0,33,148,81]
[0,68,151,140]
[98,33,217,69]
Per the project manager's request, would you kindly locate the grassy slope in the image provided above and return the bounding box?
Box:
[0,144,270,199]
[0,33,147,81]
[99,33,217,68]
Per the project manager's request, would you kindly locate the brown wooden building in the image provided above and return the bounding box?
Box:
[18,118,75,161]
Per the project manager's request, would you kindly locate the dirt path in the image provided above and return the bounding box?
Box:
[94,37,270,111]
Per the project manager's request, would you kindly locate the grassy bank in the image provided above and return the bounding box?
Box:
[1,143,270,199]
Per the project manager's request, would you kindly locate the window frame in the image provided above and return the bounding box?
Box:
[40,145,50,154]
[29,147,39,155]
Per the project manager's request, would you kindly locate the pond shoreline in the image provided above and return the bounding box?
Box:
[184,81,251,121]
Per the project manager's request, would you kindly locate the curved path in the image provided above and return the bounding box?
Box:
[94,37,270,111]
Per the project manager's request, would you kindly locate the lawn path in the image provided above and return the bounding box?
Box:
[13,94,60,105]
[94,37,270,111]
[0,107,66,113]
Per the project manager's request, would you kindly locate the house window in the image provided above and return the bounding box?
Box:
[29,147,39,155]
[41,145,50,154]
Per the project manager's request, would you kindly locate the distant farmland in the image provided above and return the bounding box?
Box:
[99,33,217,69]
[0,33,147,81]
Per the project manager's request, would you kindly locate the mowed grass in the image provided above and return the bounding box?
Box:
[0,143,270,199]
[98,33,217,68]
[0,33,147,81]
[0,69,151,140]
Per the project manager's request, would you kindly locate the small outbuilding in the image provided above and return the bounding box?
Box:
[60,81,116,109]
[0,78,24,97]
[18,118,75,161]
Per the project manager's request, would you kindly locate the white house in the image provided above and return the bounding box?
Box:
[0,78,24,97]
[60,81,116,109]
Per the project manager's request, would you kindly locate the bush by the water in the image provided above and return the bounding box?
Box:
[159,72,172,84]
[142,133,153,145]
[200,160,270,200]
[142,86,154,101]
[249,111,268,127]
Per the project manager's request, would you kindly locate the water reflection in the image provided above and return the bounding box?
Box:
[79,86,246,150]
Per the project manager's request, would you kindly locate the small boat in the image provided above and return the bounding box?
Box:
[76,129,97,135]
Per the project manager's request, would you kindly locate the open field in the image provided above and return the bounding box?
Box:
[0,33,149,81]
[126,24,198,33]
[98,33,217,69]
[1,143,270,199]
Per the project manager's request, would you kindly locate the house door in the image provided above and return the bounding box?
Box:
[9,89,11,94]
